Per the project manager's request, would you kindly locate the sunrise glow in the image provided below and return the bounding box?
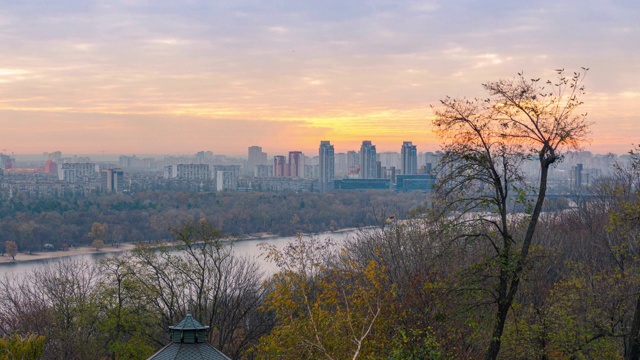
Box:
[0,1,638,156]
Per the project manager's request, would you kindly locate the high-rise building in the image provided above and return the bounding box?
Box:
[347,150,359,173]
[378,152,400,169]
[101,168,124,193]
[334,153,348,177]
[213,165,240,191]
[1,155,12,169]
[274,156,287,177]
[424,151,441,174]
[247,146,268,176]
[255,164,273,177]
[45,160,58,174]
[572,163,583,189]
[401,141,418,175]
[46,151,62,162]
[164,164,209,180]
[360,141,377,179]
[288,151,304,178]
[58,162,96,182]
[319,141,335,192]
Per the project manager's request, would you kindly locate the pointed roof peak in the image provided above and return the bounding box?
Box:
[170,313,210,331]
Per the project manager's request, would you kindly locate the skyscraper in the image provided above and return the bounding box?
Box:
[347,150,359,174]
[101,168,124,193]
[319,141,335,192]
[247,146,267,176]
[360,140,377,179]
[288,151,304,178]
[274,156,287,177]
[401,141,418,175]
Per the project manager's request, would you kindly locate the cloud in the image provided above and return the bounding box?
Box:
[620,91,640,98]
[0,68,35,84]
[0,0,638,154]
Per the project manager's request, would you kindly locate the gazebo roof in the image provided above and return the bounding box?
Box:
[169,313,209,331]
[147,342,231,360]
[147,313,231,360]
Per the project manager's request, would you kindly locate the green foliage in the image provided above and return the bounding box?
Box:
[0,334,46,360]
[0,190,425,250]
[500,268,628,360]
[91,239,105,251]
[96,257,160,360]
[108,337,156,360]
[388,328,449,360]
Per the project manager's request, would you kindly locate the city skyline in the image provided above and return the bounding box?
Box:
[5,138,630,162]
[1,1,639,155]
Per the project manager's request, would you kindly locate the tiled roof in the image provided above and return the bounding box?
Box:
[169,313,209,331]
[147,342,231,360]
[147,313,231,360]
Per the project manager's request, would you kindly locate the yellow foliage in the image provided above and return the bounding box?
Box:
[0,334,46,360]
[254,236,396,359]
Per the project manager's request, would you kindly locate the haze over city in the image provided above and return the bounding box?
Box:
[1,0,639,156]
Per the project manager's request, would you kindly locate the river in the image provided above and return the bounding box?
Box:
[0,229,358,277]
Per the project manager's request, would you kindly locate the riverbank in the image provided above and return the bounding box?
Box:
[0,234,272,265]
[0,227,363,265]
[0,243,137,264]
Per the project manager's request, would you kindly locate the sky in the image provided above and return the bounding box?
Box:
[0,0,639,157]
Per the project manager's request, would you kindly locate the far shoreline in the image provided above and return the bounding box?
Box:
[0,227,362,266]
[0,243,137,265]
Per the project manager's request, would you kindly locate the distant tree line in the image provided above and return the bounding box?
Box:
[0,190,424,254]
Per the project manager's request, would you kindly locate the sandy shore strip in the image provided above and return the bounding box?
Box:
[0,235,264,264]
[0,228,361,265]
[0,243,137,264]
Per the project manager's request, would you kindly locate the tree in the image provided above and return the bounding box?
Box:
[608,145,640,360]
[91,239,105,251]
[432,68,591,360]
[127,220,268,359]
[0,260,104,359]
[5,241,18,261]
[0,333,46,360]
[88,222,107,246]
[96,256,159,360]
[256,234,395,359]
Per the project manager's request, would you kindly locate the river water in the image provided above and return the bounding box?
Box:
[0,230,358,277]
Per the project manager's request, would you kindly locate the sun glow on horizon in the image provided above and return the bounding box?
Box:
[0,1,638,155]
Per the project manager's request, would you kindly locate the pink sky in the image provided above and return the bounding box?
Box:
[1,1,638,156]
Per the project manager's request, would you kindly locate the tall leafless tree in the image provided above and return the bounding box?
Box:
[127,220,269,359]
[432,68,591,360]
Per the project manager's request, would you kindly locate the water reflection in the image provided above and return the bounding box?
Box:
[0,230,356,277]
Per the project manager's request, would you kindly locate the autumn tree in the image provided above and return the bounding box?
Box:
[432,68,591,359]
[345,222,463,357]
[607,145,640,360]
[88,222,107,246]
[91,239,105,251]
[0,333,46,360]
[256,234,397,359]
[5,241,18,261]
